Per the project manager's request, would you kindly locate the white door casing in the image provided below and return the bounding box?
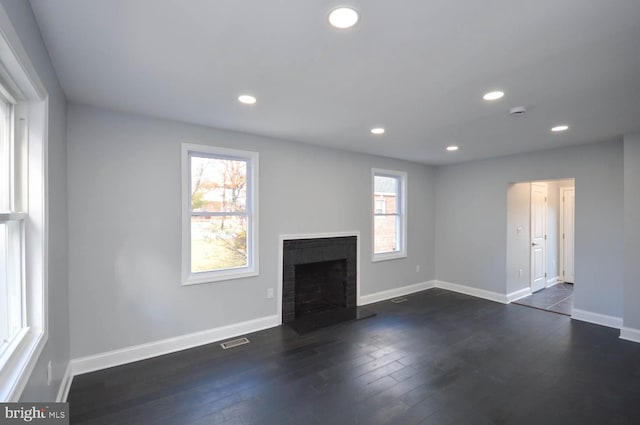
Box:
[560,187,575,283]
[530,183,547,292]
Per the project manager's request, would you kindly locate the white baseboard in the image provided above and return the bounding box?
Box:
[506,287,532,303]
[546,276,561,288]
[71,315,280,376]
[358,281,436,305]
[571,309,623,329]
[435,280,508,304]
[620,327,640,343]
[56,362,73,402]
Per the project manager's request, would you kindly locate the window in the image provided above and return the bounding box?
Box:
[0,93,24,360]
[372,169,407,261]
[0,14,47,400]
[182,144,258,284]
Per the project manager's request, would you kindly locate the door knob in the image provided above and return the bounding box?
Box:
[532,243,539,246]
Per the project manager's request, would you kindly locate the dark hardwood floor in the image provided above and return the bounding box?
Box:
[69,289,640,425]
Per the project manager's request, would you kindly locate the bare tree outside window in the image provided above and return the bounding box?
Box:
[190,156,249,272]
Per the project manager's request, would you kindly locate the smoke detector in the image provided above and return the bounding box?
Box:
[509,106,527,116]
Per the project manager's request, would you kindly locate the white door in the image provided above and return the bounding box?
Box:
[530,183,547,293]
[561,187,575,283]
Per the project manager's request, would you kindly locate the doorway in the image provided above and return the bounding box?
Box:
[530,182,547,293]
[560,187,575,284]
[507,179,575,315]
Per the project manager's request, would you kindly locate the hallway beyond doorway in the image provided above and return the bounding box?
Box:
[513,283,573,316]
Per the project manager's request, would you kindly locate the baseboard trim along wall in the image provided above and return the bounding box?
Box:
[358,281,436,305]
[435,280,508,304]
[56,362,73,402]
[73,281,441,378]
[69,281,637,377]
[571,308,623,330]
[359,279,520,306]
[71,315,280,376]
[506,287,532,303]
[72,281,439,377]
[619,327,640,343]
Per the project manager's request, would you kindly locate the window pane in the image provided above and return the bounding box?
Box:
[191,216,248,272]
[0,221,23,357]
[0,100,10,212]
[191,156,247,213]
[374,175,397,193]
[374,215,398,254]
[374,175,397,213]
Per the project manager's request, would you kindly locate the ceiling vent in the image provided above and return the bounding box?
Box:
[509,106,527,116]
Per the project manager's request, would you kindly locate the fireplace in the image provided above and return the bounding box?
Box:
[295,259,347,317]
[282,235,372,333]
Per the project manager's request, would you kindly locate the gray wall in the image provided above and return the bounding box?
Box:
[0,0,70,401]
[435,140,624,318]
[66,104,436,358]
[506,182,530,295]
[624,133,640,330]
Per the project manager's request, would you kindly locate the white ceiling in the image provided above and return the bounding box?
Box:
[29,0,640,165]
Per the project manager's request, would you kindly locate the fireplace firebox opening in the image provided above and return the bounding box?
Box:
[295,259,347,318]
[282,235,374,334]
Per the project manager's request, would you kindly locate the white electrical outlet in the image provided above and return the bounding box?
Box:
[47,361,52,386]
[416,265,420,273]
[518,269,523,278]
[267,288,274,299]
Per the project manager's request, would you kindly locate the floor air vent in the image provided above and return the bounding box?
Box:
[390,297,408,304]
[220,337,250,350]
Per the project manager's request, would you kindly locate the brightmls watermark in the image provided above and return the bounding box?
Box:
[1,403,68,424]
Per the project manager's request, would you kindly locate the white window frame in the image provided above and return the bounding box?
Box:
[0,5,48,402]
[181,143,259,285]
[372,169,407,262]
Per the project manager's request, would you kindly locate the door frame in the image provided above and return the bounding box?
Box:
[530,182,548,292]
[559,186,575,284]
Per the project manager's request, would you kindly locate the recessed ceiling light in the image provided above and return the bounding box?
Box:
[551,125,569,132]
[483,91,504,101]
[328,7,359,29]
[371,127,385,135]
[446,145,459,152]
[238,95,256,105]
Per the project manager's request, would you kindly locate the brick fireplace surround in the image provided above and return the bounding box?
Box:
[281,235,358,332]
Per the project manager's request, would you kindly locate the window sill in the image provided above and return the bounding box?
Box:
[372,251,407,262]
[0,327,46,401]
[182,268,259,286]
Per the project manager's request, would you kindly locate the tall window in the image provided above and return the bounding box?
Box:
[0,93,24,359]
[372,169,407,261]
[0,14,47,402]
[182,144,258,285]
